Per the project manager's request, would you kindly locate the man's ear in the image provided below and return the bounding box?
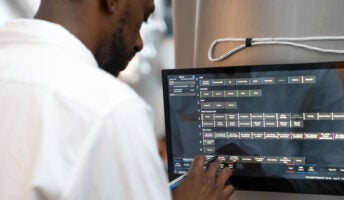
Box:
[100,0,120,14]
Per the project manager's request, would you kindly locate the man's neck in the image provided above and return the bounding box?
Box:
[34,1,100,55]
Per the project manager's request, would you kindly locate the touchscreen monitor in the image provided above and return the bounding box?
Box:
[162,62,344,195]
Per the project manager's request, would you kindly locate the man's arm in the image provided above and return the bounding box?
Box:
[173,155,234,200]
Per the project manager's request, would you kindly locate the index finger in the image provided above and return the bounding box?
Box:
[188,155,205,175]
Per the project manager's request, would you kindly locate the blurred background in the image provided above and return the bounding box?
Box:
[0,0,39,23]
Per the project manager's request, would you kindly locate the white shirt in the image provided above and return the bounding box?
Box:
[0,19,171,200]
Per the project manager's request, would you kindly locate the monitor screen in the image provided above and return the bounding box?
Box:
[162,62,344,195]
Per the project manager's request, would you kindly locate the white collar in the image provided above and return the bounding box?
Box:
[0,19,98,67]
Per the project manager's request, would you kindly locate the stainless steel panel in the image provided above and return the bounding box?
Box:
[174,0,344,68]
[173,0,197,67]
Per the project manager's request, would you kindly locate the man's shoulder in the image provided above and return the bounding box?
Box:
[51,60,146,116]
[0,20,147,117]
[1,54,146,117]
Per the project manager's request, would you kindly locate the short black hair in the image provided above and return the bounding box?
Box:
[99,0,109,13]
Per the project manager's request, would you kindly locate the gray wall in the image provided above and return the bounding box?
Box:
[173,0,344,199]
[174,0,344,68]
[173,0,197,68]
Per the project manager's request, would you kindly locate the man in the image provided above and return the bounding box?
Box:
[0,0,234,199]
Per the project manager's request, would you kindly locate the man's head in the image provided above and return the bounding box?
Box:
[35,0,155,76]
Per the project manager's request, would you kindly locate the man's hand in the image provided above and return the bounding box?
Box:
[172,155,234,200]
